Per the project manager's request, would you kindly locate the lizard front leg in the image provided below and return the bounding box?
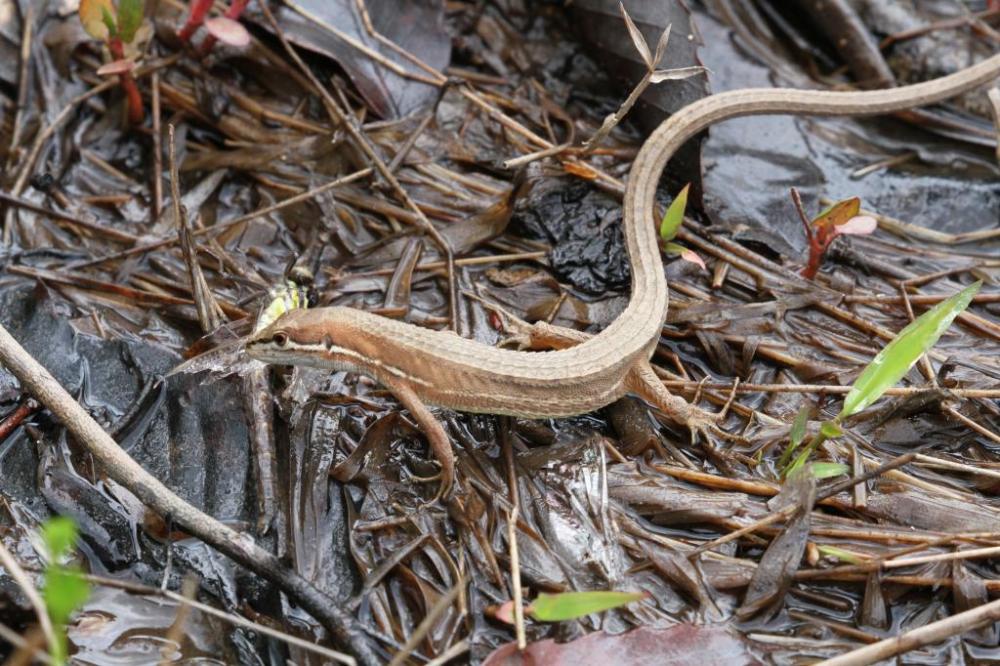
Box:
[382,377,455,499]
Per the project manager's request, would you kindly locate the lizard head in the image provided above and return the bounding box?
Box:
[246,307,355,370]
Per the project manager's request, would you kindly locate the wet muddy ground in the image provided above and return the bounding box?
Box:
[1,0,999,664]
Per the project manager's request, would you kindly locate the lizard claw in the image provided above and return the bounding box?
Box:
[682,404,744,446]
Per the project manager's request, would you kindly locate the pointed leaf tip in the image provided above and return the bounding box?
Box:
[619,2,652,69]
[659,183,689,241]
[840,281,981,418]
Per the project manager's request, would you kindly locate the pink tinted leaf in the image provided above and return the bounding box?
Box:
[835,215,877,236]
[491,600,516,625]
[680,249,706,270]
[483,624,755,666]
[204,17,251,48]
[813,197,861,230]
[96,59,135,76]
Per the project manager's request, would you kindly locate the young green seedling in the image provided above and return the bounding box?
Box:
[79,0,147,124]
[659,183,705,269]
[40,517,90,666]
[784,281,981,476]
[794,192,877,279]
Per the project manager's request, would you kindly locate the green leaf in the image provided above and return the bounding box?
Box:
[39,517,90,666]
[777,405,812,469]
[820,421,843,439]
[813,197,860,230]
[43,567,90,627]
[100,5,118,37]
[659,183,689,241]
[790,405,810,447]
[662,241,686,256]
[116,0,144,43]
[41,517,78,562]
[817,545,864,565]
[785,448,809,478]
[840,282,981,418]
[528,591,647,622]
[810,462,848,479]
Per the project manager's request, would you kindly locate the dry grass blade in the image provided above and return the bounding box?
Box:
[0,539,57,663]
[387,579,464,665]
[989,87,1000,164]
[168,124,223,332]
[619,1,653,68]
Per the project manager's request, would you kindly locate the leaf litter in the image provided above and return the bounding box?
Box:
[0,0,998,664]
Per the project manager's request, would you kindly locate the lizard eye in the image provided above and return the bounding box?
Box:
[272,332,289,347]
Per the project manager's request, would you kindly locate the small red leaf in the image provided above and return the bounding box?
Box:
[680,249,706,270]
[490,600,517,625]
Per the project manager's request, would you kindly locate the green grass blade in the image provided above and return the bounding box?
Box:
[777,404,812,469]
[790,405,810,447]
[840,282,980,418]
[817,545,865,565]
[810,462,848,479]
[529,591,646,622]
[659,183,689,241]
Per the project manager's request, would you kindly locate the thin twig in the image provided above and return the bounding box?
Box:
[0,539,57,662]
[819,596,1000,665]
[157,575,198,666]
[508,506,526,651]
[67,168,374,270]
[5,1,34,172]
[285,0,442,86]
[656,380,1000,399]
[386,579,464,666]
[257,1,460,330]
[151,71,164,220]
[988,87,1000,165]
[168,125,223,332]
[0,322,379,665]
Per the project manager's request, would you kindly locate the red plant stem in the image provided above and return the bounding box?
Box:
[178,0,213,42]
[198,0,250,55]
[225,0,250,18]
[0,399,40,442]
[801,243,824,280]
[108,36,144,124]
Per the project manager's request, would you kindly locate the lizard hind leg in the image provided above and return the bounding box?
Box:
[625,361,741,445]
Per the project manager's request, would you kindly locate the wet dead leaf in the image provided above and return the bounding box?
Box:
[483,624,759,666]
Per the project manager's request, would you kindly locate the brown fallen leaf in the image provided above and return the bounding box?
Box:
[482,624,760,666]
